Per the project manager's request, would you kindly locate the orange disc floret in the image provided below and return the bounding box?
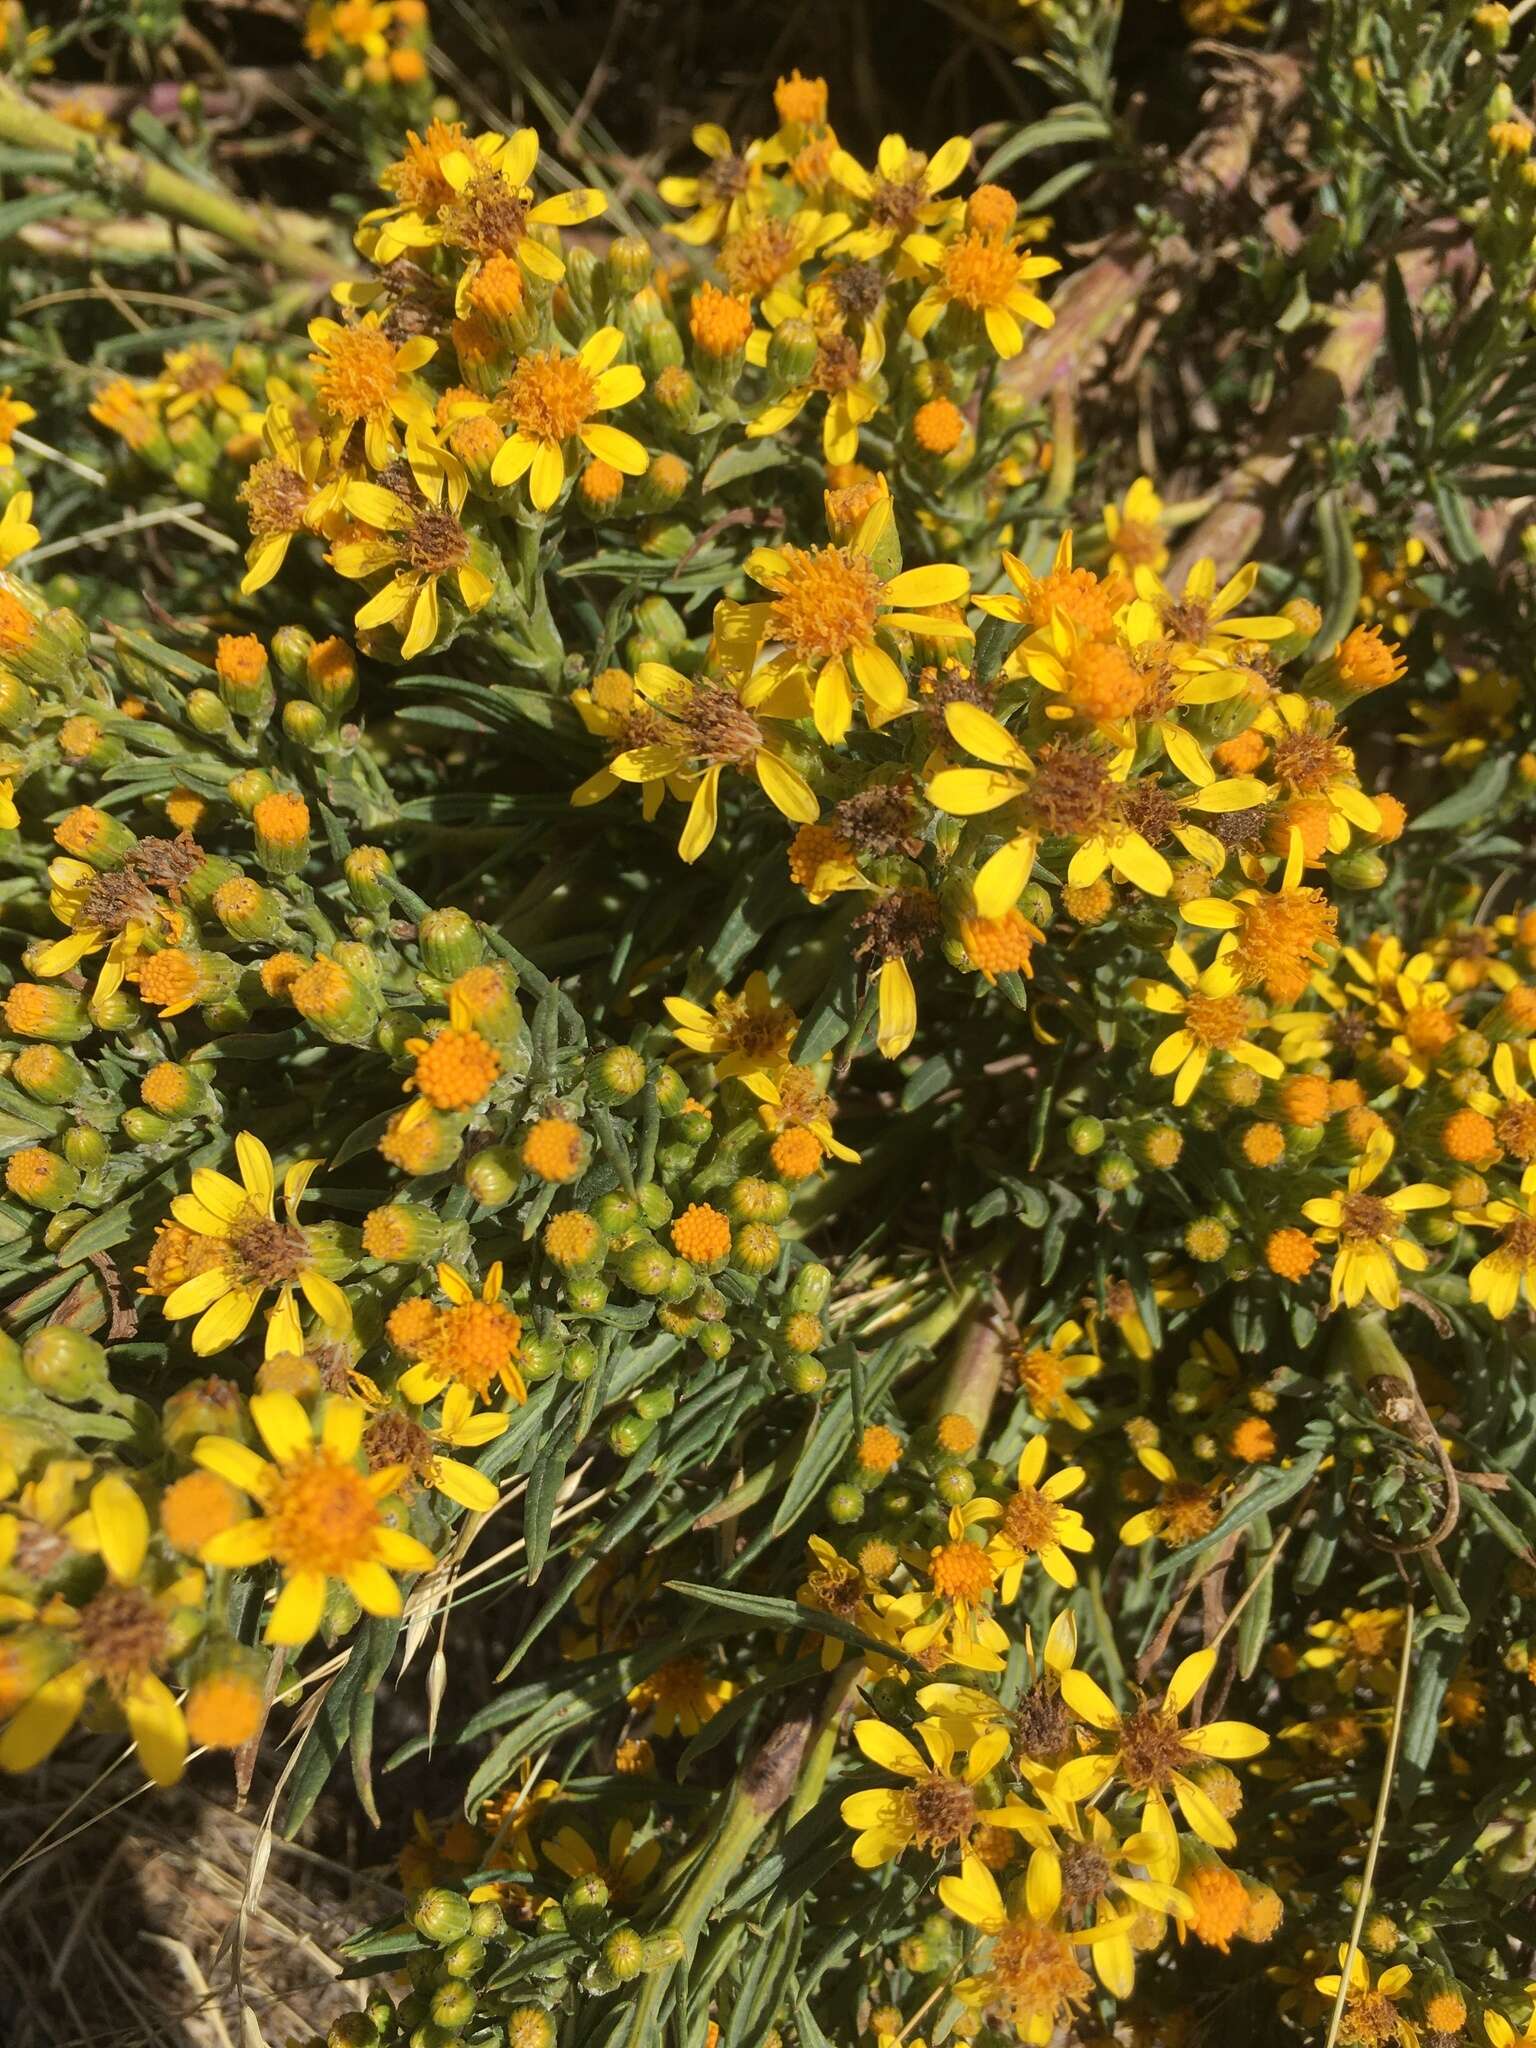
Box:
[966,183,1017,236]
[960,908,1042,985]
[55,806,118,860]
[57,715,101,761]
[260,950,308,1000]
[387,1297,439,1357]
[1335,623,1407,693]
[579,459,625,512]
[0,587,34,655]
[929,1539,994,1601]
[423,1297,524,1400]
[1265,1226,1318,1280]
[913,398,966,454]
[185,1670,265,1751]
[291,956,354,1026]
[544,1209,601,1267]
[522,1116,587,1183]
[774,68,827,125]
[5,1148,56,1199]
[1328,1078,1366,1111]
[1182,1863,1251,1953]
[413,1026,501,1112]
[215,634,266,687]
[935,1412,979,1456]
[1277,1074,1330,1128]
[256,1351,323,1397]
[613,1735,655,1774]
[689,284,755,364]
[138,948,202,1012]
[856,1423,902,1474]
[361,1206,414,1260]
[1212,728,1267,776]
[1062,878,1114,925]
[787,823,854,893]
[1241,1122,1286,1167]
[1371,790,1407,841]
[165,787,207,832]
[1343,1104,1388,1152]
[140,1063,193,1116]
[671,1202,732,1267]
[253,790,310,849]
[5,986,64,1037]
[379,1107,456,1175]
[1229,1416,1277,1464]
[160,1470,244,1555]
[1441,1107,1499,1167]
[1264,797,1331,863]
[770,1126,823,1182]
[1062,642,1146,722]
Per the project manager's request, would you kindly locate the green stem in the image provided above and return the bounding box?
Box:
[0,84,340,281]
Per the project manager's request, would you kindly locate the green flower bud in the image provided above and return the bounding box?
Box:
[728,1176,790,1223]
[790,1262,832,1313]
[412,1889,473,1947]
[5,1145,81,1211]
[780,1355,826,1395]
[766,317,817,391]
[271,625,317,681]
[620,1242,675,1295]
[563,1271,610,1314]
[563,1338,600,1382]
[1066,1115,1105,1155]
[587,1045,646,1105]
[696,1323,732,1362]
[282,698,331,750]
[601,1927,646,1983]
[429,1980,477,2031]
[419,908,484,980]
[22,1326,108,1400]
[11,1044,87,1104]
[732,1222,780,1274]
[345,846,395,913]
[826,1481,864,1524]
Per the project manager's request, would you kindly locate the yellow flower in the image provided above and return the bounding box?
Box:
[1314,1950,1420,2048]
[482,328,645,512]
[1021,1801,1192,1995]
[598,636,818,862]
[1457,1162,1536,1319]
[238,406,327,595]
[1302,1127,1449,1309]
[0,385,37,465]
[1055,1645,1268,1852]
[308,311,437,467]
[991,1435,1093,1596]
[839,1714,1037,1867]
[365,126,605,282]
[1131,943,1284,1104]
[1133,556,1294,665]
[0,490,38,568]
[1180,828,1337,1004]
[882,1499,1009,1672]
[658,123,782,244]
[1119,1446,1225,1550]
[740,1063,861,1164]
[796,1534,886,1668]
[162,1131,353,1358]
[0,1475,198,1785]
[397,1261,528,1408]
[906,225,1059,360]
[827,132,971,263]
[150,344,249,423]
[1010,1322,1100,1430]
[626,1655,735,1737]
[744,306,885,465]
[936,1852,1126,2043]
[743,487,970,744]
[32,853,181,1003]
[1259,691,1382,850]
[541,1817,662,1901]
[1487,1988,1536,2047]
[195,1394,437,1643]
[365,1386,510,1514]
[333,443,494,660]
[1102,475,1168,575]
[665,970,798,1078]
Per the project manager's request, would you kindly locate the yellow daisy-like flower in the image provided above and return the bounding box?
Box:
[0,490,38,569]
[744,307,885,465]
[31,853,180,1004]
[882,1498,1010,1672]
[1133,556,1294,666]
[541,1817,662,1902]
[991,1434,1093,1596]
[906,225,1059,360]
[1102,475,1168,575]
[150,344,249,423]
[1259,691,1382,850]
[936,1852,1128,2044]
[1180,828,1337,1004]
[397,1261,528,1408]
[0,385,37,466]
[363,1386,510,1515]
[626,1655,736,1738]
[595,611,818,863]
[195,1394,437,1644]
[1118,1446,1225,1551]
[365,126,605,282]
[827,132,971,263]
[739,1064,861,1164]
[238,406,327,595]
[796,1533,887,1669]
[481,328,645,512]
[658,123,782,244]
[665,969,798,1079]
[1010,1322,1100,1430]
[1055,1645,1268,1853]
[1338,936,1457,1089]
[742,487,970,744]
[308,311,437,468]
[161,1131,353,1359]
[1302,1127,1449,1310]
[333,442,494,661]
[1314,1950,1420,2048]
[839,1714,1039,1868]
[0,1474,198,1786]
[1456,1162,1536,1320]
[1021,1801,1192,1996]
[1131,942,1285,1104]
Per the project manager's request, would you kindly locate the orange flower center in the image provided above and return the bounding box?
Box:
[769,544,882,661]
[986,1921,1092,2032]
[77,1583,171,1693]
[1182,989,1250,1051]
[314,327,402,427]
[381,120,469,214]
[227,1209,311,1289]
[424,1297,524,1397]
[940,230,1022,311]
[929,1539,994,1602]
[1115,1704,1193,1790]
[1229,887,1336,1003]
[1001,1484,1064,1554]
[504,351,596,443]
[1063,642,1147,722]
[265,1448,386,1576]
